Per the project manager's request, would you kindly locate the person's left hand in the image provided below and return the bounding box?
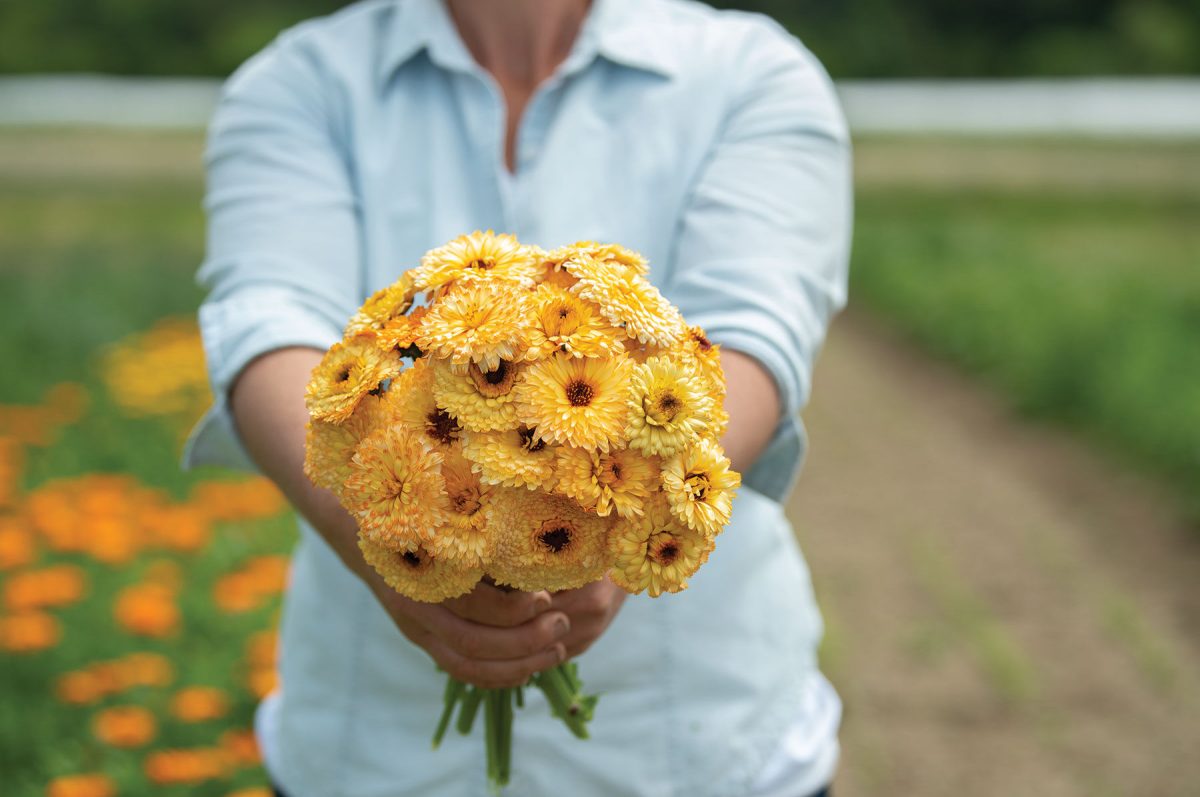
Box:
[549,576,627,659]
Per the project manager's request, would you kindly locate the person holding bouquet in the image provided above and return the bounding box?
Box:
[186,0,851,795]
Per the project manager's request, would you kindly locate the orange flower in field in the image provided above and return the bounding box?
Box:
[144,748,229,785]
[46,773,116,797]
[93,705,157,748]
[0,435,22,509]
[170,686,230,722]
[0,517,36,570]
[213,555,289,613]
[142,505,210,552]
[114,583,179,637]
[0,611,60,652]
[246,629,277,669]
[191,478,286,522]
[227,789,273,797]
[220,728,262,767]
[84,515,141,564]
[117,652,174,688]
[246,667,279,700]
[56,670,106,705]
[3,564,86,611]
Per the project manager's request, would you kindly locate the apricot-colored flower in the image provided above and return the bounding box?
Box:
[484,489,613,592]
[554,447,656,518]
[430,357,523,433]
[417,280,531,372]
[568,259,685,347]
[609,493,714,597]
[661,439,740,536]
[171,686,230,722]
[524,284,625,361]
[391,359,463,447]
[345,274,417,335]
[625,355,714,457]
[341,426,450,552]
[427,450,495,567]
[459,426,557,490]
[0,611,60,652]
[359,538,483,603]
[92,705,157,748]
[46,773,117,797]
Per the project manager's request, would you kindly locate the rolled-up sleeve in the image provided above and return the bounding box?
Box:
[183,33,361,471]
[666,25,851,426]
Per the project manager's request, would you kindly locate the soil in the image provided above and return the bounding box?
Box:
[788,308,1200,797]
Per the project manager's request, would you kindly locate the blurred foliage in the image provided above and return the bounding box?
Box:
[1,0,1198,77]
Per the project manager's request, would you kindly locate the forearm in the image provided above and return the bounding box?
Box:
[717,348,783,474]
[228,346,374,583]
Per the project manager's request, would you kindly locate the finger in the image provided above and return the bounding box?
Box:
[427,638,567,690]
[426,606,572,662]
[443,583,553,627]
[549,581,613,618]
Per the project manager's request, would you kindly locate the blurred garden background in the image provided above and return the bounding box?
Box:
[1,1,1198,796]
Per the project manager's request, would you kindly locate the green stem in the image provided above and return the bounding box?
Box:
[457,686,483,736]
[432,677,465,749]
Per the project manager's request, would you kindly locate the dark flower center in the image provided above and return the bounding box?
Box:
[656,542,679,565]
[401,551,422,568]
[335,366,352,383]
[518,426,545,453]
[691,331,713,351]
[484,360,509,385]
[468,258,492,270]
[425,409,460,445]
[538,526,572,553]
[565,379,595,407]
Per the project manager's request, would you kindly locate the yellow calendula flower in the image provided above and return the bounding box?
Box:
[516,353,632,452]
[484,488,613,592]
[417,280,530,371]
[609,493,714,597]
[661,439,740,536]
[345,274,417,336]
[676,326,725,394]
[390,359,462,449]
[525,284,625,361]
[304,334,398,424]
[625,355,714,457]
[359,538,482,603]
[341,426,449,552]
[554,447,656,518]
[568,259,685,347]
[303,387,394,494]
[428,450,495,567]
[459,425,557,490]
[431,357,523,433]
[562,240,649,276]
[412,230,541,292]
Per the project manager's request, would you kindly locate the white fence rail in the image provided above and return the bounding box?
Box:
[2,74,1199,137]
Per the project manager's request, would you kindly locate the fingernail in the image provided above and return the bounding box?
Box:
[532,592,552,613]
[553,614,571,637]
[553,642,567,664]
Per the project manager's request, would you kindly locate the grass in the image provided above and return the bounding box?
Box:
[851,150,1200,521]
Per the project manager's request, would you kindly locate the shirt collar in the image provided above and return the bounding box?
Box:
[378,0,678,84]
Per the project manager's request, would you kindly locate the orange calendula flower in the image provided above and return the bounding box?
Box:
[3,564,86,612]
[484,489,612,592]
[304,387,396,495]
[341,426,450,552]
[417,280,531,372]
[56,670,106,705]
[144,748,230,785]
[113,583,179,637]
[345,274,417,336]
[554,447,656,518]
[661,439,740,536]
[226,788,274,797]
[92,705,157,748]
[0,611,60,652]
[46,773,117,797]
[359,538,482,603]
[304,334,397,424]
[524,284,625,361]
[430,357,523,433]
[170,686,230,722]
[412,230,540,291]
[117,651,174,688]
[0,518,36,570]
[625,355,714,457]
[219,728,262,767]
[609,493,714,597]
[375,304,429,354]
[515,353,632,452]
[459,426,557,490]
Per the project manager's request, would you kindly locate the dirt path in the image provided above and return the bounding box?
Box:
[787,309,1200,797]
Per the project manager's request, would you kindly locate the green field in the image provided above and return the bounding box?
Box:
[0,130,1197,795]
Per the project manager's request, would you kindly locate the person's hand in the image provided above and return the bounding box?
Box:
[548,576,627,659]
[369,577,571,689]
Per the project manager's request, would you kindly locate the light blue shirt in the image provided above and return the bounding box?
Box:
[186,0,851,795]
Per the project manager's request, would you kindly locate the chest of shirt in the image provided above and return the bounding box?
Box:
[336,57,721,295]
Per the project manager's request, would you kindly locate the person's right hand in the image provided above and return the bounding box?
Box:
[369,577,571,689]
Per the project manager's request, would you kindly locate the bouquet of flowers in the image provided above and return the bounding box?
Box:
[303,232,740,788]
